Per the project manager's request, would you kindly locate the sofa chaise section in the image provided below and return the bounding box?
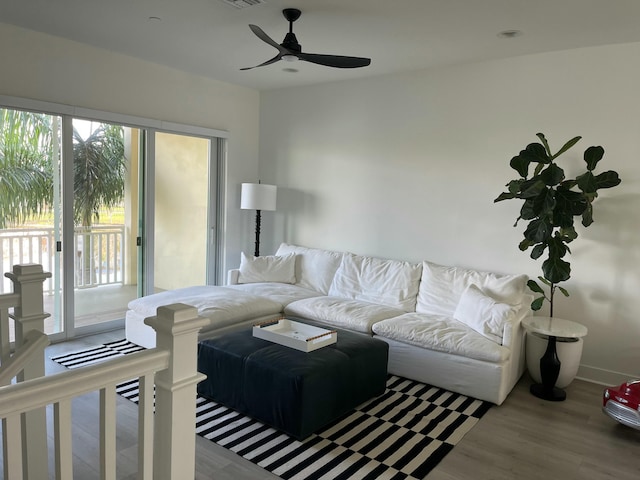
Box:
[125,286,283,348]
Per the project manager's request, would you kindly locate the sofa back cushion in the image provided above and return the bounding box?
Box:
[328,253,422,312]
[416,261,527,316]
[275,243,343,294]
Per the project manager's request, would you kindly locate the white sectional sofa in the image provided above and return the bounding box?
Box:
[125,243,532,405]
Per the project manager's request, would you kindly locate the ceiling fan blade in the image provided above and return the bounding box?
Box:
[240,54,282,71]
[297,53,371,69]
[248,24,288,54]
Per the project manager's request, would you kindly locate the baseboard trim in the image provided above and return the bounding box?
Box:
[577,364,635,386]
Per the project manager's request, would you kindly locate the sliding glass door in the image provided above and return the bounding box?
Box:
[152,132,211,292]
[1,100,223,342]
[0,109,63,337]
[69,119,140,335]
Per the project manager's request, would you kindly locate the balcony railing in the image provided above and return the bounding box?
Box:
[0,226,125,294]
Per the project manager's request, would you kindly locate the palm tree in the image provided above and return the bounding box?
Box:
[0,111,127,229]
[72,123,126,227]
[72,122,126,284]
[1,109,126,285]
[0,109,54,228]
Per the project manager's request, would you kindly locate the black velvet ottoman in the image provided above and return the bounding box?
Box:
[197,324,389,440]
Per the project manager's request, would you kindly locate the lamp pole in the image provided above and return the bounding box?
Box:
[254,209,262,256]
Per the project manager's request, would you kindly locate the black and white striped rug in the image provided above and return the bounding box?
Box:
[53,339,492,479]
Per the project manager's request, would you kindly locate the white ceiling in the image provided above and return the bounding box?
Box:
[3,0,640,91]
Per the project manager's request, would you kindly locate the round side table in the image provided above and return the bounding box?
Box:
[521,317,588,401]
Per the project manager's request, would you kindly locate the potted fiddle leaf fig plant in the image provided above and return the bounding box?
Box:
[494,133,621,316]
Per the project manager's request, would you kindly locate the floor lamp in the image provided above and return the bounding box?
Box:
[241,182,277,256]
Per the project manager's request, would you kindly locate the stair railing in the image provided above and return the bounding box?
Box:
[0,264,208,480]
[0,264,51,480]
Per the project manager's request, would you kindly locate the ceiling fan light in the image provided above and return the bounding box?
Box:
[282,54,299,62]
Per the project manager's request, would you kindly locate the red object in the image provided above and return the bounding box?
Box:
[602,380,640,430]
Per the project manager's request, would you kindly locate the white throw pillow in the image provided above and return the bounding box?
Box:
[453,284,515,344]
[237,252,296,284]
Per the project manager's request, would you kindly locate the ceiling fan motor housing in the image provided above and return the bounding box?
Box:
[282,32,301,53]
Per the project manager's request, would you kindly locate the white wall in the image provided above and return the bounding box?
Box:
[0,22,261,276]
[259,42,640,384]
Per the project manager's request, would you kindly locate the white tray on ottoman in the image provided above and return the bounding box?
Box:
[253,318,337,352]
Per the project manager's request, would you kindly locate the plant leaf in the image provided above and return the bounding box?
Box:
[510,155,530,178]
[520,199,537,220]
[594,170,622,189]
[531,243,546,259]
[520,178,547,199]
[582,202,593,227]
[536,133,552,157]
[542,256,571,284]
[559,226,578,242]
[519,238,533,251]
[539,163,565,186]
[548,234,568,259]
[538,276,552,286]
[558,286,570,297]
[527,279,545,294]
[576,171,597,194]
[551,135,581,159]
[494,192,515,202]
[522,143,551,164]
[533,162,545,176]
[508,179,523,194]
[584,145,604,171]
[531,296,545,311]
[524,217,552,243]
[533,188,555,217]
[555,186,588,216]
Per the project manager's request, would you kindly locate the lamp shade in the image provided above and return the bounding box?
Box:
[241,183,277,211]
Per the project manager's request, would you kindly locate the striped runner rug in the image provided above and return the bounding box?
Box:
[52,339,492,480]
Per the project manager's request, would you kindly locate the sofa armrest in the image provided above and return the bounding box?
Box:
[501,294,533,348]
[227,269,240,285]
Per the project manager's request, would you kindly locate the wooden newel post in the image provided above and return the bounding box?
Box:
[145,303,208,480]
[5,264,52,480]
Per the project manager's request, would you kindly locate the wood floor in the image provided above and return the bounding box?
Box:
[20,330,640,478]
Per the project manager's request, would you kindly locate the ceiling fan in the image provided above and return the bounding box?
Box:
[241,8,371,71]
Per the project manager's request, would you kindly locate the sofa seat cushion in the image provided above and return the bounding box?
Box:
[284,296,405,335]
[372,313,510,363]
[328,253,422,312]
[127,286,283,327]
[223,282,322,306]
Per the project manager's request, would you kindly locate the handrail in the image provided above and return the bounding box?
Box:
[0,348,169,417]
[0,330,49,386]
[0,292,20,363]
[0,292,19,309]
